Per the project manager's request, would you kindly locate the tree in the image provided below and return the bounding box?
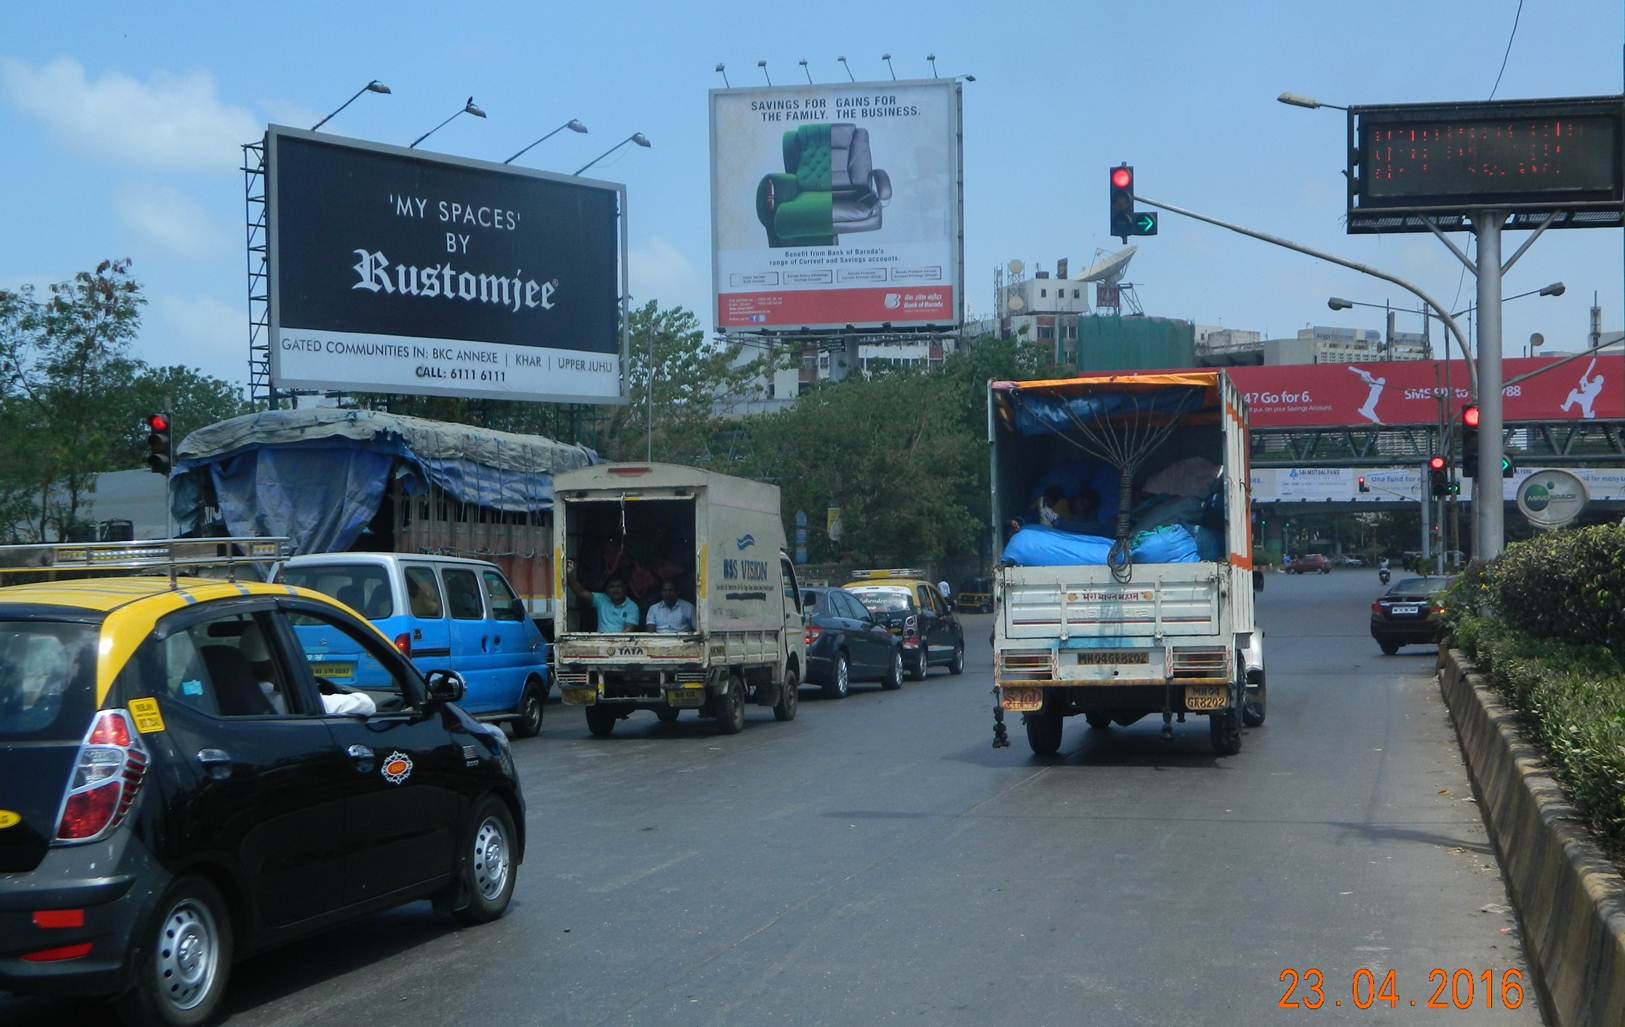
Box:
[112,365,252,468]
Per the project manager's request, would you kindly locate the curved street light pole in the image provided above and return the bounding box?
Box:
[503,119,588,165]
[312,80,390,131]
[574,133,651,177]
[411,97,486,149]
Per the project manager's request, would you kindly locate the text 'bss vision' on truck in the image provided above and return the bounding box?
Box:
[989,371,1266,757]
[550,464,806,736]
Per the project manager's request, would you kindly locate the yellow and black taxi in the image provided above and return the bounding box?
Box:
[842,569,965,680]
[0,541,523,1026]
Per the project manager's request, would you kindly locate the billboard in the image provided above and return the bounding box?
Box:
[1252,466,1625,503]
[710,79,962,331]
[1226,355,1622,428]
[266,126,626,402]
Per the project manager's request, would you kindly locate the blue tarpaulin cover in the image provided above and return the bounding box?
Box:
[172,408,596,555]
[1002,524,1200,567]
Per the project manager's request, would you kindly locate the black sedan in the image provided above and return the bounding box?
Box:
[800,587,904,698]
[1370,576,1454,654]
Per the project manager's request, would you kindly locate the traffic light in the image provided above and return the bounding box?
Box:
[145,412,172,475]
[1459,404,1480,478]
[1357,476,1370,493]
[1501,453,1516,478]
[1108,165,1157,242]
[1428,455,1449,497]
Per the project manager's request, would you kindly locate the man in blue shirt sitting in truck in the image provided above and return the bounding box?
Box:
[566,560,642,632]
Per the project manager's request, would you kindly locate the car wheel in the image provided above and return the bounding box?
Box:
[1025,710,1063,756]
[449,795,518,925]
[881,649,903,690]
[655,707,680,724]
[948,642,965,676]
[511,677,544,739]
[1085,711,1112,730]
[823,654,850,699]
[715,675,746,735]
[773,666,800,722]
[908,648,928,681]
[1378,641,1400,656]
[1209,707,1243,756]
[117,875,232,1027]
[1242,679,1267,727]
[584,704,617,738]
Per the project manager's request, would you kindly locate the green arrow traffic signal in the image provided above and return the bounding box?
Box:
[1135,213,1157,234]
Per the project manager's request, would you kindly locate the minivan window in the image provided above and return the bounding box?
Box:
[483,570,523,622]
[281,564,395,620]
[404,565,444,618]
[0,621,96,740]
[443,568,485,620]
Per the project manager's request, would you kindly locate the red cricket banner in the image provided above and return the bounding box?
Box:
[1225,355,1622,428]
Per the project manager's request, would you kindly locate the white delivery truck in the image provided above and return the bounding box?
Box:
[988,371,1266,756]
[550,463,807,736]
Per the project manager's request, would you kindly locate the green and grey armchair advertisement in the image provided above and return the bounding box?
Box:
[755,123,892,247]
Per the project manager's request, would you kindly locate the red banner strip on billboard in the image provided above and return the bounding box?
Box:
[718,287,955,328]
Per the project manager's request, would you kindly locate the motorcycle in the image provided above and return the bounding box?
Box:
[1378,568,1391,585]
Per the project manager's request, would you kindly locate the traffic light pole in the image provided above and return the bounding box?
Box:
[1473,211,1506,560]
[1420,463,1432,568]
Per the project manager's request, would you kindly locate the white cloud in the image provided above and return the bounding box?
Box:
[1,57,259,171]
[151,293,246,380]
[260,98,324,131]
[114,183,227,260]
[628,237,708,315]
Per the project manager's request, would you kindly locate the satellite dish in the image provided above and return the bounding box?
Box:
[1007,258,1025,275]
[1007,294,1026,312]
[1077,245,1137,283]
[1530,332,1545,349]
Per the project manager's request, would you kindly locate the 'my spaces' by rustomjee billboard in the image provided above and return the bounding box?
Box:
[710,80,962,331]
[267,126,625,402]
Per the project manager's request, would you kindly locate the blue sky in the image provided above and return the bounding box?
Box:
[4,0,1623,388]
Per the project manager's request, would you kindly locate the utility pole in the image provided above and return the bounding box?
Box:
[1420,462,1432,568]
[1472,211,1506,560]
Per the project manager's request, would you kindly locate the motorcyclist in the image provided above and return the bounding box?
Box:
[1378,557,1391,584]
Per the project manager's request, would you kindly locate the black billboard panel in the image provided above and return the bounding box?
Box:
[267,127,626,401]
[1346,95,1625,234]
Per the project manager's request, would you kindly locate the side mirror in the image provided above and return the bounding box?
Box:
[1253,569,1265,593]
[425,669,465,704]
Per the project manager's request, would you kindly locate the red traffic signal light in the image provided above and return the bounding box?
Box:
[1111,166,1132,190]
[146,413,170,433]
[1357,476,1370,493]
[145,412,173,475]
[1461,405,1480,429]
[1428,455,1446,471]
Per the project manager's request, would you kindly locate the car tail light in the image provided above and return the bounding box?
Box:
[1432,604,1445,616]
[394,632,412,656]
[21,943,93,963]
[1370,601,1383,614]
[32,910,85,929]
[804,625,822,646]
[54,709,148,844]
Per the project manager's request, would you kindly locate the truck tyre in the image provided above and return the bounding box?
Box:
[823,654,850,699]
[1025,710,1063,756]
[1242,678,1267,727]
[715,676,746,735]
[908,648,928,681]
[585,704,617,738]
[117,875,233,1027]
[1085,712,1112,730]
[655,708,680,724]
[773,667,800,721]
[512,678,545,739]
[948,642,965,675]
[881,649,903,690]
[1209,707,1242,756]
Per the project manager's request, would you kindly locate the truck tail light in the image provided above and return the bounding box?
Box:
[394,632,412,656]
[55,710,148,843]
[804,625,822,645]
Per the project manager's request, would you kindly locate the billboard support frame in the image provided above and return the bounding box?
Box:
[263,124,628,406]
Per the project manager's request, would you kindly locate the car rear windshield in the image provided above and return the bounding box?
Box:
[0,621,97,741]
[280,563,395,620]
[850,587,915,614]
[1389,577,1450,596]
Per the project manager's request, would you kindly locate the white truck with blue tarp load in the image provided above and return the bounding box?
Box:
[988,370,1265,756]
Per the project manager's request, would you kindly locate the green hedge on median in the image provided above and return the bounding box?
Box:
[1444,525,1625,858]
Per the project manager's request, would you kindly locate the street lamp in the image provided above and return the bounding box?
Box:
[1277,91,1347,111]
[1329,281,1565,320]
[881,53,896,80]
[410,97,486,149]
[311,79,390,131]
[574,132,651,176]
[927,54,938,78]
[757,60,771,85]
[798,58,812,84]
[715,63,729,88]
[503,119,587,164]
[837,56,855,82]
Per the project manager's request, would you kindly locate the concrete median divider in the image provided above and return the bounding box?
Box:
[1440,647,1625,1027]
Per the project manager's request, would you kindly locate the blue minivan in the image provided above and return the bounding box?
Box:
[276,553,549,737]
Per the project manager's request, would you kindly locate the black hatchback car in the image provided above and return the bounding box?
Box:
[843,576,966,680]
[1370,576,1454,654]
[800,587,904,698]
[0,572,523,1026]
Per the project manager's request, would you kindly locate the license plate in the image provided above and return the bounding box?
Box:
[664,688,705,709]
[1185,685,1227,711]
[1077,651,1149,665]
[310,662,354,680]
[1001,686,1043,712]
[1390,605,1420,616]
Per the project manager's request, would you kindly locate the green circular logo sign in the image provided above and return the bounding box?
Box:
[1524,482,1551,512]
